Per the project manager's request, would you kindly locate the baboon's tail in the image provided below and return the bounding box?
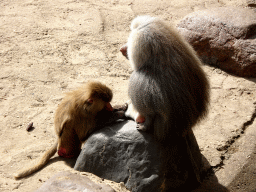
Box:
[14,141,58,179]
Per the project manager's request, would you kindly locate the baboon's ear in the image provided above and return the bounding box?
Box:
[82,99,93,111]
[87,98,94,104]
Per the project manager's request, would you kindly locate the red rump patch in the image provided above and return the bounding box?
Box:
[58,147,75,158]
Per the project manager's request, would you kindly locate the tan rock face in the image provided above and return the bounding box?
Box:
[35,171,116,192]
[1,0,255,191]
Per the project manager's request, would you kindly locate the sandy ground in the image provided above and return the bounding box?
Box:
[0,0,250,191]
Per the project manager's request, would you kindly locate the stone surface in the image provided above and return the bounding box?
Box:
[216,119,256,187]
[74,120,204,192]
[177,7,256,77]
[35,171,115,192]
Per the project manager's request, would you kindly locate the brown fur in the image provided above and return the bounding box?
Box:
[14,81,126,179]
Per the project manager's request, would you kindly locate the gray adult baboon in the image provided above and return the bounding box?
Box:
[120,15,210,191]
[121,15,209,140]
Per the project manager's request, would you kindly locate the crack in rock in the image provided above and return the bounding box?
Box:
[212,102,256,171]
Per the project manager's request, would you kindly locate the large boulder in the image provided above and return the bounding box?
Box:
[177,7,256,77]
[74,120,204,192]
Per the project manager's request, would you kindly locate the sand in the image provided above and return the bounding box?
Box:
[0,0,248,191]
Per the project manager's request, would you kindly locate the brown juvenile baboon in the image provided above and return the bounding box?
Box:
[120,16,210,191]
[14,81,127,179]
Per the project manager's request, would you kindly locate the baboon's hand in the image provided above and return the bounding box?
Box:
[136,123,148,131]
[113,103,128,112]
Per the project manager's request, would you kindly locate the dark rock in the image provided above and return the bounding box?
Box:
[247,0,256,7]
[177,7,256,77]
[74,120,204,192]
[35,171,115,192]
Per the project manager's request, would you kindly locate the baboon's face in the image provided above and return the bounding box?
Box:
[120,44,128,59]
[83,98,113,115]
